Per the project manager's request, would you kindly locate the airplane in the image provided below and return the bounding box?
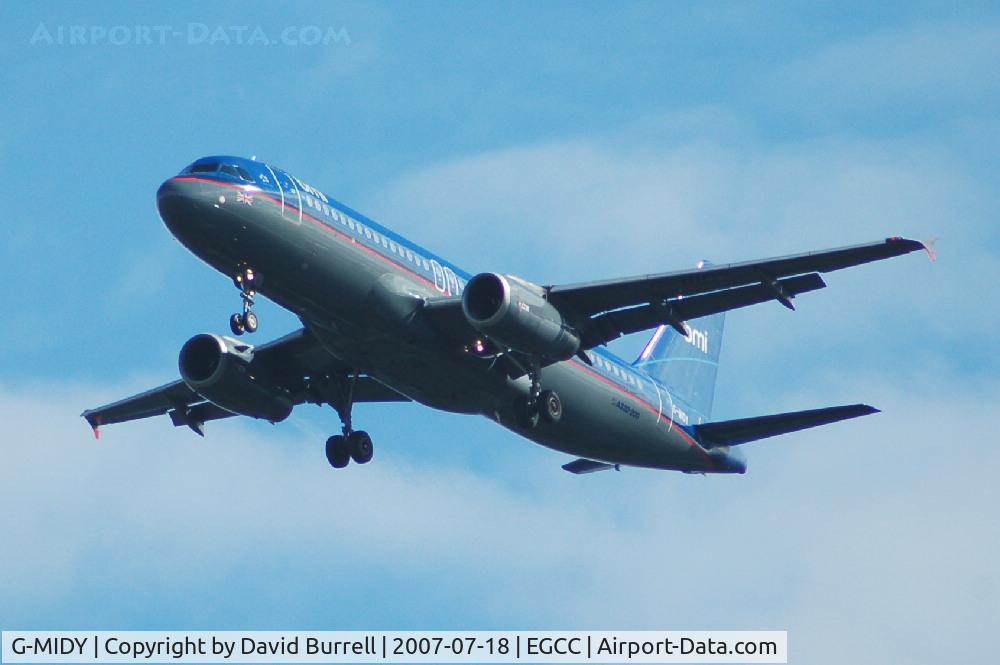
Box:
[82,155,931,474]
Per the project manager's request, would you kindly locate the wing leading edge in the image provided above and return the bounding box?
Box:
[417,237,928,379]
[81,327,410,438]
[547,237,929,320]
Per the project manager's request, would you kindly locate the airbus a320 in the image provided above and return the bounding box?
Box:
[83,156,930,474]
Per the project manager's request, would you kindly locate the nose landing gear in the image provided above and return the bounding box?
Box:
[229,265,259,335]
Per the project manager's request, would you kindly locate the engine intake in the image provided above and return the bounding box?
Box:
[178,333,292,422]
[461,273,580,360]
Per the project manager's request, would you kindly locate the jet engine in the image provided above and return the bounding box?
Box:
[178,333,293,422]
[461,273,580,360]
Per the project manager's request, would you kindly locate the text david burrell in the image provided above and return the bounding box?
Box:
[242,636,377,657]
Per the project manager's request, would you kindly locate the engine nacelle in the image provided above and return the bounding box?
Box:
[178,334,292,422]
[461,273,580,360]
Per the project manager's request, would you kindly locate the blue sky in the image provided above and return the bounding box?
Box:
[1,2,998,662]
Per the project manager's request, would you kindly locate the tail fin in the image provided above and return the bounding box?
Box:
[633,311,726,422]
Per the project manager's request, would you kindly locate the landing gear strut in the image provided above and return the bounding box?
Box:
[321,371,375,469]
[229,265,259,335]
[515,362,562,429]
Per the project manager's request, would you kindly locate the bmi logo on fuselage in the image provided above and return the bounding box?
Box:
[683,324,709,354]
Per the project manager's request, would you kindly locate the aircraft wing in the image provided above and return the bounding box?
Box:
[547,237,929,346]
[81,328,409,437]
[419,237,927,371]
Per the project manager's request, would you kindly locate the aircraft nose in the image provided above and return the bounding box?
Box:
[156,176,206,239]
[156,176,195,208]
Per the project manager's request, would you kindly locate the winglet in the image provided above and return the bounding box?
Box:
[91,415,101,440]
[80,411,101,439]
[886,235,934,261]
[920,237,938,262]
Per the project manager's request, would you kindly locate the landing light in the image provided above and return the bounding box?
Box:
[465,339,492,356]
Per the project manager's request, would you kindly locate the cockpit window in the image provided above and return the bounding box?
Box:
[180,160,255,181]
[220,164,255,182]
[190,161,220,174]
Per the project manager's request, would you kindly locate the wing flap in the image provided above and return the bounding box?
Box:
[548,237,925,318]
[693,404,879,447]
[81,380,198,430]
[581,273,825,348]
[81,326,411,436]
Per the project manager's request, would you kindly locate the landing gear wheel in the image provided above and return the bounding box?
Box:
[349,430,374,464]
[325,435,351,468]
[232,265,260,334]
[539,390,562,423]
[516,396,540,429]
[243,310,258,333]
[318,371,377,469]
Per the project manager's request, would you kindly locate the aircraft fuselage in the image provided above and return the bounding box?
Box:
[155,158,744,473]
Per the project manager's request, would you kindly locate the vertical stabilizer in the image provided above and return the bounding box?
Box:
[633,262,726,421]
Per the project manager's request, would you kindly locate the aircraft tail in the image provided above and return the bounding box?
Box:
[633,310,726,422]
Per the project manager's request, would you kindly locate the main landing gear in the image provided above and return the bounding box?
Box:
[322,371,375,469]
[325,431,374,469]
[229,265,259,335]
[515,362,562,429]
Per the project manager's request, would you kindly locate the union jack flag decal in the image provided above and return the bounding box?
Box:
[237,190,254,206]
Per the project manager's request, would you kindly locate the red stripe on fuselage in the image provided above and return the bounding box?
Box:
[571,359,710,460]
[172,176,440,291]
[170,175,712,465]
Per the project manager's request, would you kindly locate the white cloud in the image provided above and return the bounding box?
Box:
[361,115,996,404]
[5,10,998,655]
[2,371,997,662]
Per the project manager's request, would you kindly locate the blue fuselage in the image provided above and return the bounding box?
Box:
[156,155,745,473]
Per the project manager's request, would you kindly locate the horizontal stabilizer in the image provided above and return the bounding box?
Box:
[562,458,620,474]
[693,404,879,447]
